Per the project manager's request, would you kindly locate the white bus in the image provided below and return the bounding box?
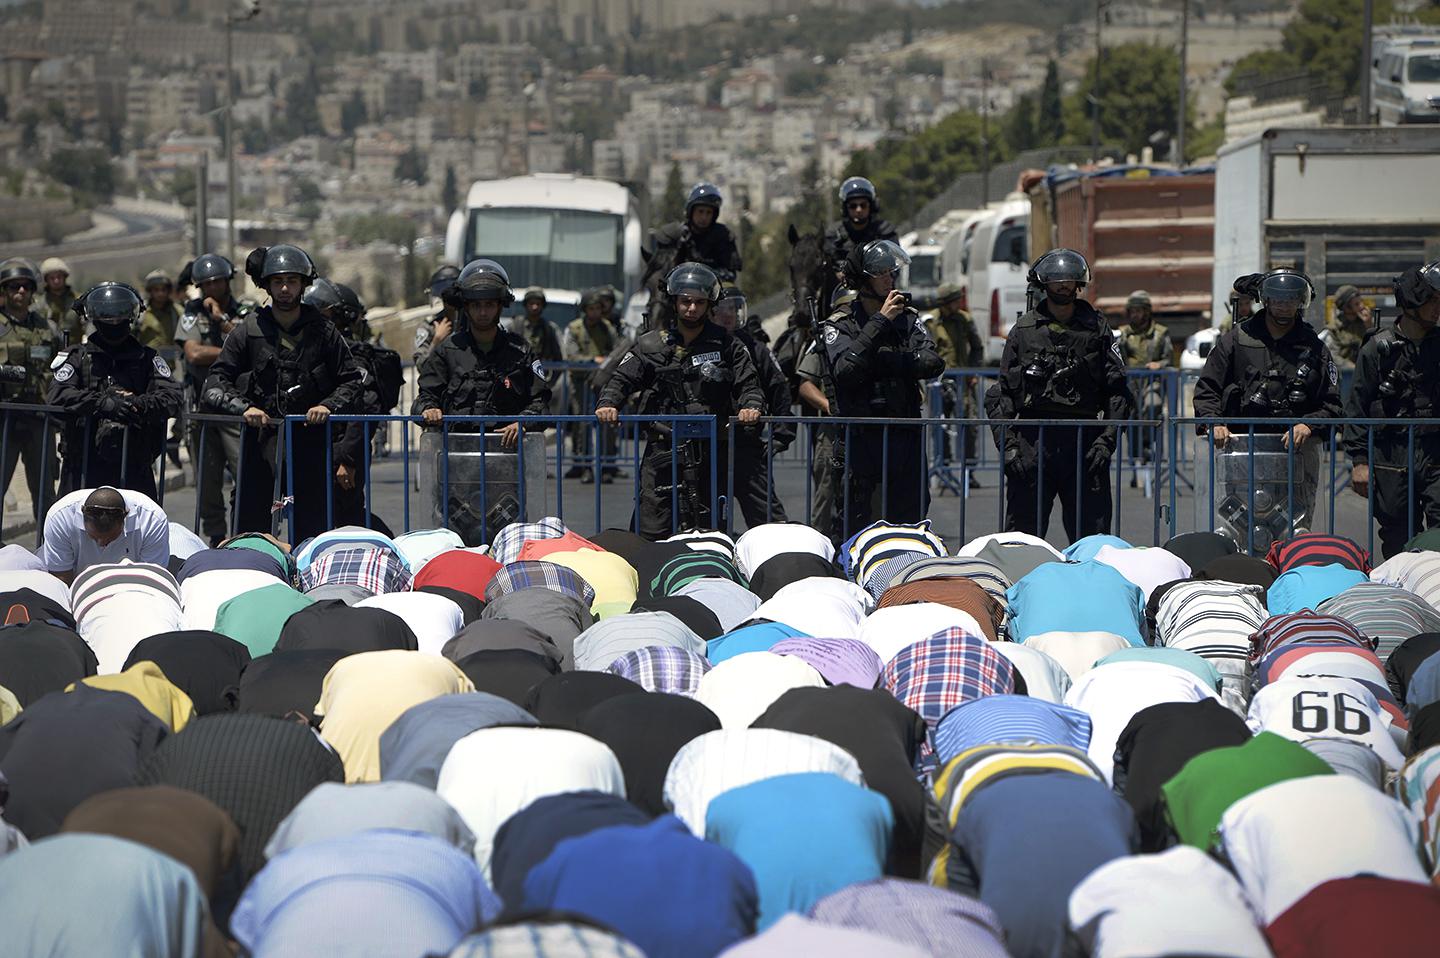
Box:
[444,173,644,308]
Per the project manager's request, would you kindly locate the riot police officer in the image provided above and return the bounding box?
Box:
[818,240,943,539]
[927,282,984,479]
[0,257,60,519]
[1344,262,1440,557]
[49,283,182,499]
[1322,284,1372,370]
[515,286,563,362]
[822,177,899,268]
[985,249,1135,541]
[562,288,620,483]
[413,259,552,440]
[415,264,460,368]
[646,183,743,283]
[1221,272,1262,333]
[176,252,256,545]
[714,285,792,525]
[1193,268,1342,544]
[204,245,362,542]
[596,263,763,539]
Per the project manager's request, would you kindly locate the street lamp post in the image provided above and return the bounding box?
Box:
[1177,0,1189,165]
[1090,1,1107,163]
[225,1,261,264]
[980,59,991,205]
[1360,0,1375,123]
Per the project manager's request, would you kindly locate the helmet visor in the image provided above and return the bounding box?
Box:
[1033,250,1091,286]
[1260,272,1312,310]
[860,240,910,277]
[1419,261,1440,299]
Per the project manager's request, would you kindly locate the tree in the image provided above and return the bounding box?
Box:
[340,91,367,135]
[1038,59,1064,137]
[1282,0,1394,96]
[294,178,322,224]
[44,146,116,202]
[1005,92,1038,153]
[170,168,197,209]
[442,165,459,213]
[1062,42,1184,156]
[395,148,428,185]
[658,160,685,227]
[1224,49,1300,95]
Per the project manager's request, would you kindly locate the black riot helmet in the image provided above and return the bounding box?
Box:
[190,253,235,284]
[665,262,721,303]
[838,176,879,210]
[1028,248,1091,288]
[843,239,909,289]
[301,277,342,314]
[333,283,365,323]
[81,282,143,339]
[428,264,461,301]
[686,182,723,217]
[446,258,515,306]
[245,244,317,287]
[1394,262,1440,313]
[0,258,39,291]
[1258,269,1314,316]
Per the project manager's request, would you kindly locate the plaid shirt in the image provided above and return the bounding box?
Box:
[299,548,412,595]
[606,645,712,696]
[882,628,1014,771]
[490,517,568,565]
[484,560,596,606]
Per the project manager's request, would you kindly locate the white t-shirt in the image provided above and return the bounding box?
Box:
[858,603,988,666]
[746,577,872,639]
[40,488,169,576]
[1371,551,1440,614]
[990,642,1073,704]
[356,592,466,656]
[1091,545,1191,602]
[2,570,72,610]
[957,532,1064,560]
[79,590,184,674]
[734,523,836,579]
[1218,775,1427,923]
[694,651,826,730]
[1246,676,1405,769]
[1023,631,1133,682]
[1064,661,1220,784]
[167,522,208,563]
[1069,846,1270,958]
[180,569,286,632]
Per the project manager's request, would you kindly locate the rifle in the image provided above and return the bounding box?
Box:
[808,295,874,541]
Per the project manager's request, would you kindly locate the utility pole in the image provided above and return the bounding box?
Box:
[195,154,209,256]
[980,60,991,205]
[1091,1,1105,163]
[1177,0,1189,165]
[1360,0,1375,123]
[225,1,261,265]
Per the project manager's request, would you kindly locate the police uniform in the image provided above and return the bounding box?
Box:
[822,217,899,270]
[413,323,551,423]
[595,321,763,539]
[329,333,401,532]
[795,340,834,533]
[818,296,944,538]
[176,294,256,543]
[730,326,792,526]
[1192,311,1343,539]
[0,307,60,517]
[985,298,1135,540]
[203,303,363,542]
[1344,324,1440,557]
[48,336,182,499]
[927,305,985,467]
[413,308,452,368]
[562,314,620,469]
[646,221,743,280]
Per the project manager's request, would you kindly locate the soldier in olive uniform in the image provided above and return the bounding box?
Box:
[562,288,620,483]
[515,287,563,362]
[926,282,985,479]
[176,253,256,545]
[0,258,60,519]
[39,257,80,347]
[1322,284,1372,371]
[1118,290,1173,471]
[1345,263,1440,557]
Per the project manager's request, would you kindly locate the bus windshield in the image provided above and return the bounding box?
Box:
[908,253,939,287]
[1409,55,1440,83]
[468,208,623,291]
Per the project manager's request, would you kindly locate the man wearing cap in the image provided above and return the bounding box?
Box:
[927,283,984,480]
[137,270,180,351]
[1323,285,1372,370]
[0,257,60,519]
[562,289,620,482]
[39,258,80,346]
[39,486,170,583]
[1118,291,1173,371]
[514,287,562,363]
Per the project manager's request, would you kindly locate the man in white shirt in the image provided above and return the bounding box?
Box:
[40,486,170,583]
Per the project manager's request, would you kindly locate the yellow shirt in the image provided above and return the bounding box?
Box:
[71,661,195,731]
[546,548,639,618]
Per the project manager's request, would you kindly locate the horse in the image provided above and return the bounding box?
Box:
[786,224,836,327]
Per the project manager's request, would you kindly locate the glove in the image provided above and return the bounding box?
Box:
[771,424,797,454]
[97,393,121,417]
[1085,441,1114,476]
[1003,439,1037,483]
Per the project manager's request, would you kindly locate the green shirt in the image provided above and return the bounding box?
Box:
[213,583,314,657]
[1160,731,1334,850]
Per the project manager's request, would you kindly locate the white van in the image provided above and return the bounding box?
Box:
[1374,37,1440,125]
[967,194,1031,363]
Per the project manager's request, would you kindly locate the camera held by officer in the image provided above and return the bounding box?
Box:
[816,239,943,539]
[1344,261,1440,558]
[595,262,764,540]
[1193,268,1342,546]
[985,248,1134,542]
[48,282,182,499]
[203,244,363,542]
